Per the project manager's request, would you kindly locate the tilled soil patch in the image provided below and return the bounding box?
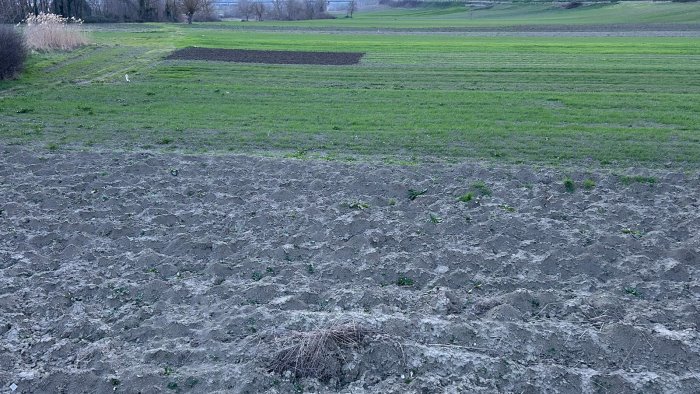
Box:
[1,146,699,393]
[165,47,365,65]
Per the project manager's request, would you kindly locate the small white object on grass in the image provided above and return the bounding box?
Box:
[125,74,130,82]
[10,383,17,391]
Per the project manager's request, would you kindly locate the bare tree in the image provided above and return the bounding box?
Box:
[314,0,327,14]
[180,0,200,23]
[301,0,325,19]
[284,0,300,20]
[270,0,283,19]
[52,0,91,19]
[303,0,314,19]
[236,0,250,20]
[197,0,215,20]
[346,0,356,18]
[251,0,264,21]
[0,0,29,23]
[164,0,178,21]
[101,0,140,21]
[137,0,159,21]
[85,0,103,16]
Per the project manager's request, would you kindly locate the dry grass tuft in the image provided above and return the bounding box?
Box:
[23,12,88,51]
[263,320,375,380]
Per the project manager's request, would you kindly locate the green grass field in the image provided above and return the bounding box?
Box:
[238,1,700,29]
[1,2,699,166]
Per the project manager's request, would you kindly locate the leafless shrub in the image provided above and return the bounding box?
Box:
[270,0,285,19]
[284,0,303,20]
[164,0,180,22]
[236,0,252,20]
[262,321,376,380]
[180,0,214,23]
[192,0,218,21]
[0,0,30,23]
[251,1,265,21]
[0,25,27,80]
[346,0,357,18]
[303,0,328,19]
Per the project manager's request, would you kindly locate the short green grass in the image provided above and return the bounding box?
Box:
[619,175,657,185]
[457,192,473,203]
[408,188,428,200]
[624,286,642,297]
[563,177,576,192]
[1,3,699,166]
[215,2,700,29]
[471,181,492,197]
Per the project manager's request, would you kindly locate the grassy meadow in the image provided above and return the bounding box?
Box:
[235,1,700,29]
[1,2,699,166]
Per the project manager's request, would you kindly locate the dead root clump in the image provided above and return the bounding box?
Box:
[262,321,376,381]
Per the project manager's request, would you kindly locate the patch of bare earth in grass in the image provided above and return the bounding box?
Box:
[165,47,365,65]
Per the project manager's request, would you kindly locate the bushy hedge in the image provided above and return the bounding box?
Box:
[0,26,27,80]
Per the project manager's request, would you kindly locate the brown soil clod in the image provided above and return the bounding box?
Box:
[165,47,365,65]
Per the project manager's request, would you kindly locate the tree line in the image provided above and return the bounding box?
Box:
[234,0,335,21]
[0,0,359,24]
[0,0,217,23]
